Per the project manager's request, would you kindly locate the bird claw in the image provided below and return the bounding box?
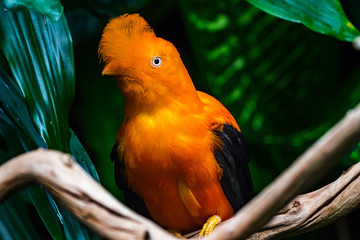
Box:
[168,229,185,238]
[199,215,222,237]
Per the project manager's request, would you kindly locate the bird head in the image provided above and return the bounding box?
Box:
[99,14,194,103]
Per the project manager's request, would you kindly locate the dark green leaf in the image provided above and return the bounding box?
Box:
[246,0,360,41]
[0,71,43,160]
[0,64,94,240]
[0,67,65,239]
[0,7,74,153]
[0,5,99,239]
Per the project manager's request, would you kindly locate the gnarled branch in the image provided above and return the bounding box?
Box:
[0,103,360,240]
[249,162,360,239]
[0,149,175,240]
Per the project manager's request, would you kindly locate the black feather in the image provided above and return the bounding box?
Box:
[110,144,152,219]
[213,124,254,212]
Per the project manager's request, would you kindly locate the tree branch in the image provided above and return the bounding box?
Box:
[249,162,360,239]
[0,103,360,240]
[0,149,176,240]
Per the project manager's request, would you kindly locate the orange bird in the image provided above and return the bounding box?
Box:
[99,14,253,236]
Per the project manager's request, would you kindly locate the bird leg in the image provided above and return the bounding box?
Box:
[199,215,222,236]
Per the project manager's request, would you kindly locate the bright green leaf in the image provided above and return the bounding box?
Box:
[246,0,360,41]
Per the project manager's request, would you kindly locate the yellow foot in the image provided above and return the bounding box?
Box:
[199,215,222,237]
[168,229,184,238]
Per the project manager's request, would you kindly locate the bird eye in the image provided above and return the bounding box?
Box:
[151,56,162,68]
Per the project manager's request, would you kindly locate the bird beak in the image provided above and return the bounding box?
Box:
[102,62,129,76]
[102,62,118,76]
[102,62,132,78]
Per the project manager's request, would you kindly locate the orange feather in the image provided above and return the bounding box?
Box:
[100,13,251,233]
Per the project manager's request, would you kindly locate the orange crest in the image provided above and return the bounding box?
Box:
[98,14,156,65]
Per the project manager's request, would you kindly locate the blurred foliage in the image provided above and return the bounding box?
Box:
[1,0,360,239]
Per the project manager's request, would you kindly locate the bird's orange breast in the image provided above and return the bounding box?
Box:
[119,106,234,232]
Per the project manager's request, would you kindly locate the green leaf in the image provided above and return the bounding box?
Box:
[0,68,46,158]
[0,5,99,240]
[0,64,93,240]
[246,0,360,41]
[0,67,100,239]
[2,0,63,21]
[0,7,74,153]
[0,67,63,239]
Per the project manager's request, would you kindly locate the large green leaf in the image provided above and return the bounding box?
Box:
[0,66,99,240]
[0,63,96,240]
[0,66,64,239]
[0,3,99,240]
[0,68,46,158]
[246,0,360,41]
[0,8,74,153]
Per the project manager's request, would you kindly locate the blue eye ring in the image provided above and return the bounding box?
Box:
[151,56,162,67]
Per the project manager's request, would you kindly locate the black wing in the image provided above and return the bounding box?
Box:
[110,144,152,219]
[213,124,254,212]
